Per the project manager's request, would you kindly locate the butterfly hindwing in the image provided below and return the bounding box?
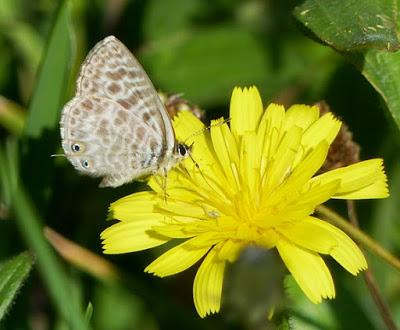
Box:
[61,96,163,185]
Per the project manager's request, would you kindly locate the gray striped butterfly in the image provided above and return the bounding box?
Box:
[60,36,190,187]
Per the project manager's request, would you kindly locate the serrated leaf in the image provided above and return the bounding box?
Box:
[294,0,400,52]
[25,1,74,138]
[141,26,270,107]
[0,252,34,320]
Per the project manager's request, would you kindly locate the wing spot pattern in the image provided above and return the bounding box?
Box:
[114,117,123,126]
[136,126,145,140]
[118,110,128,121]
[81,99,93,110]
[107,82,121,95]
[117,99,130,109]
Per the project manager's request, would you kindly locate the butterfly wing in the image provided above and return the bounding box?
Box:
[61,96,166,187]
[60,36,175,187]
[76,36,175,154]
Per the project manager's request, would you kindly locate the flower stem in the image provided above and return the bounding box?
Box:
[346,201,397,330]
[316,205,400,272]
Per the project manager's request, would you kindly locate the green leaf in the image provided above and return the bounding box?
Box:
[285,272,377,329]
[0,139,19,208]
[284,275,340,329]
[294,0,400,52]
[25,0,74,138]
[2,22,44,79]
[85,302,93,324]
[0,252,34,320]
[93,284,158,330]
[141,25,270,107]
[0,0,22,20]
[294,0,400,130]
[0,97,26,136]
[0,116,87,329]
[357,50,400,128]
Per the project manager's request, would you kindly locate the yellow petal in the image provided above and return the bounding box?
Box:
[218,239,244,262]
[145,238,211,277]
[172,111,217,173]
[276,239,335,303]
[193,244,226,318]
[151,224,194,238]
[266,141,331,207]
[302,112,341,150]
[312,159,389,199]
[284,104,319,131]
[258,103,285,164]
[101,217,169,254]
[257,229,279,249]
[210,119,240,191]
[290,112,341,168]
[230,86,263,139]
[263,126,302,192]
[156,199,213,220]
[109,192,158,221]
[172,110,204,144]
[268,180,340,224]
[240,132,258,195]
[295,179,340,209]
[279,217,367,275]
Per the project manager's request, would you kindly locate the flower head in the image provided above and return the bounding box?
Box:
[101,87,389,317]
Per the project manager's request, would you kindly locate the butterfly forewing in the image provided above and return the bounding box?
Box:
[76,36,174,148]
[60,36,177,187]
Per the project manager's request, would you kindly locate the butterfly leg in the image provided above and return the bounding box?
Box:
[151,170,169,203]
[161,167,169,203]
[186,154,220,197]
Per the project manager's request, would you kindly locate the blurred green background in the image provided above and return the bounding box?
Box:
[0,0,399,329]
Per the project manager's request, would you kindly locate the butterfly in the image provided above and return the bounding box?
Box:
[60,36,190,187]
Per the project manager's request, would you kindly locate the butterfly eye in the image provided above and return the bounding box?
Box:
[178,144,187,156]
[71,143,81,152]
[81,160,90,169]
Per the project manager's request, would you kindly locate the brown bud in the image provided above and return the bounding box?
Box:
[158,92,205,122]
[315,101,360,172]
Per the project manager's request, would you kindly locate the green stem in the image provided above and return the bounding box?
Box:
[0,97,26,136]
[316,205,400,272]
[11,185,89,330]
[0,141,88,329]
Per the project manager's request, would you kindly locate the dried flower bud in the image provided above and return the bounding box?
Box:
[158,92,205,122]
[316,101,360,172]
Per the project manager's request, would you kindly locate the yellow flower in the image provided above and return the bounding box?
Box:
[101,87,389,317]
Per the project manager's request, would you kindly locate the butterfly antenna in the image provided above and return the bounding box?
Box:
[186,150,219,197]
[183,117,231,145]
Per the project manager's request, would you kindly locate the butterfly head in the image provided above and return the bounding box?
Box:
[175,143,191,160]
